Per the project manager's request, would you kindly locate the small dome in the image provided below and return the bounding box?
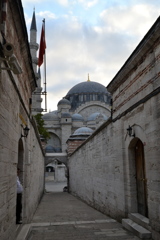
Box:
[45,145,62,153]
[45,145,56,153]
[42,111,59,121]
[73,127,93,136]
[58,98,71,106]
[88,112,108,121]
[72,113,84,121]
[61,112,71,118]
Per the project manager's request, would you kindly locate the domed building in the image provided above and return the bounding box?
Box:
[65,80,110,111]
[43,76,111,154]
[67,127,94,155]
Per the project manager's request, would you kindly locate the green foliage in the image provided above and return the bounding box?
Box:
[34,113,50,141]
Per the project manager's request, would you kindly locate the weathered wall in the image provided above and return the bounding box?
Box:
[22,119,45,223]
[68,17,160,240]
[55,165,67,182]
[67,139,85,155]
[0,1,45,240]
[68,120,127,221]
[69,92,160,239]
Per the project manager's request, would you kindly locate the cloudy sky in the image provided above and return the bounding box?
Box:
[21,0,160,112]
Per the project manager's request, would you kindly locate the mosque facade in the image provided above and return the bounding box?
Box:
[29,10,111,157]
[43,76,111,155]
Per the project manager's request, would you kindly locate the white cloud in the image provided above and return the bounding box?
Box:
[77,0,99,9]
[22,0,160,112]
[100,4,159,37]
[38,11,56,19]
[56,0,69,7]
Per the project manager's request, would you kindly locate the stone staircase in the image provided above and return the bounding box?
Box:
[122,213,152,239]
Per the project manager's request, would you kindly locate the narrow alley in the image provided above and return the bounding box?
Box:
[16,179,141,240]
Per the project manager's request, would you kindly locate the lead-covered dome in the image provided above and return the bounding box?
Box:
[65,81,111,111]
[42,111,59,121]
[61,112,71,118]
[73,127,93,136]
[66,81,108,95]
[72,113,84,121]
[58,98,71,106]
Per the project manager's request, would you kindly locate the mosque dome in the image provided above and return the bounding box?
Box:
[65,80,111,111]
[88,112,108,121]
[42,111,59,121]
[61,112,71,118]
[72,113,84,121]
[66,81,108,95]
[58,98,71,106]
[73,127,93,136]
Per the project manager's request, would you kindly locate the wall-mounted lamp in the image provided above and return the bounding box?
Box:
[21,126,30,138]
[127,125,135,137]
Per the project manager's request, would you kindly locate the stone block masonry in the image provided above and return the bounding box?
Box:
[68,17,160,240]
[0,1,45,240]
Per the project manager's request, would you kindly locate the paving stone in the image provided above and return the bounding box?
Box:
[19,182,142,240]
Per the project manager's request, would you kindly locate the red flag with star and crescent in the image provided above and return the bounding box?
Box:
[38,20,46,67]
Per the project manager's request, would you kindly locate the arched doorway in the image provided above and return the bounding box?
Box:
[128,137,148,217]
[18,139,24,175]
[17,139,24,223]
[135,139,148,217]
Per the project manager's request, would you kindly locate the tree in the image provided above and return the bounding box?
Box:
[34,113,50,141]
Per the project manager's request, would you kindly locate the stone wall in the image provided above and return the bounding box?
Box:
[0,1,45,240]
[68,120,127,221]
[55,165,67,182]
[68,17,160,240]
[69,92,160,239]
[22,119,45,223]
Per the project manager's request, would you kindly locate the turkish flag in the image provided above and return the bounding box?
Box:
[38,23,46,67]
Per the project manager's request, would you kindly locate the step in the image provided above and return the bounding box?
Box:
[122,218,152,239]
[129,213,150,230]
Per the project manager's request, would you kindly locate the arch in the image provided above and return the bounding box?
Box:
[45,156,67,166]
[127,137,148,216]
[47,132,61,150]
[76,101,111,114]
[46,166,55,172]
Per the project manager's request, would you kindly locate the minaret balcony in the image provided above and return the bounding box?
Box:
[30,42,39,51]
[32,57,38,65]
[37,98,43,103]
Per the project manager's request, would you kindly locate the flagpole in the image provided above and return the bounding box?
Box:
[43,18,47,112]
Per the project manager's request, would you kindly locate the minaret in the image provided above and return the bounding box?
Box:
[30,9,43,114]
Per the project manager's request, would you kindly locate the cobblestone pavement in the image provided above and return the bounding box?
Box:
[27,222,140,240]
[20,181,141,240]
